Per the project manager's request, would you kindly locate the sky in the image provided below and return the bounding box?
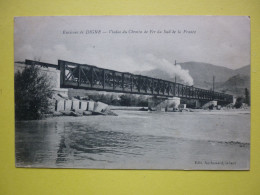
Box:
[14,16,250,75]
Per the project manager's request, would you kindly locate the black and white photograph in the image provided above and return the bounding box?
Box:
[14,16,250,170]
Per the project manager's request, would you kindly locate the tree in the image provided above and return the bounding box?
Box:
[15,65,54,120]
[137,95,148,107]
[245,88,250,106]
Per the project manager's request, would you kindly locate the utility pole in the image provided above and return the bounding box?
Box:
[212,75,215,100]
[174,60,177,84]
[213,75,215,92]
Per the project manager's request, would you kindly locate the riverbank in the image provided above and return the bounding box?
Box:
[34,107,250,124]
[46,105,250,118]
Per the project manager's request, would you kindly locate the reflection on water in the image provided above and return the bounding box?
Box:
[15,111,250,169]
[55,126,144,165]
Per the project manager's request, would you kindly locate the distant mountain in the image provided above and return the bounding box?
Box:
[136,61,250,97]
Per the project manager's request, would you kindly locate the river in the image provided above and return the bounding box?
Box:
[15,110,250,170]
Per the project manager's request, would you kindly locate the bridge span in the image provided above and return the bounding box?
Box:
[25,59,233,104]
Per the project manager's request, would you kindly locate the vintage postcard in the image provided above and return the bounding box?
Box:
[14,16,250,170]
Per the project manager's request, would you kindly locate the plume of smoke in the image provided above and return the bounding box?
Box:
[144,54,194,86]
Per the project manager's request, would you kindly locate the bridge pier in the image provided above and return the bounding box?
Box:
[195,100,201,108]
[182,99,218,109]
[166,97,181,110]
[201,100,218,109]
[148,96,180,111]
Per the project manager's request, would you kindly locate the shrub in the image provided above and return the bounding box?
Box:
[234,97,244,109]
[119,94,148,107]
[119,94,132,106]
[15,65,54,120]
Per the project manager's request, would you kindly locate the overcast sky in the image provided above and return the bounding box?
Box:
[14,16,250,73]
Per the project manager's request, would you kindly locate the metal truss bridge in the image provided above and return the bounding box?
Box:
[25,59,233,103]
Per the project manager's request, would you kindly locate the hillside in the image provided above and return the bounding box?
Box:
[179,62,235,85]
[235,65,250,75]
[215,74,250,97]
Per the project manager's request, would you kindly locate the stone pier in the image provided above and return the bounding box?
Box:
[148,96,180,111]
[202,100,218,109]
[195,100,201,108]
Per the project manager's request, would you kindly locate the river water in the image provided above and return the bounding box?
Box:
[15,110,250,170]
